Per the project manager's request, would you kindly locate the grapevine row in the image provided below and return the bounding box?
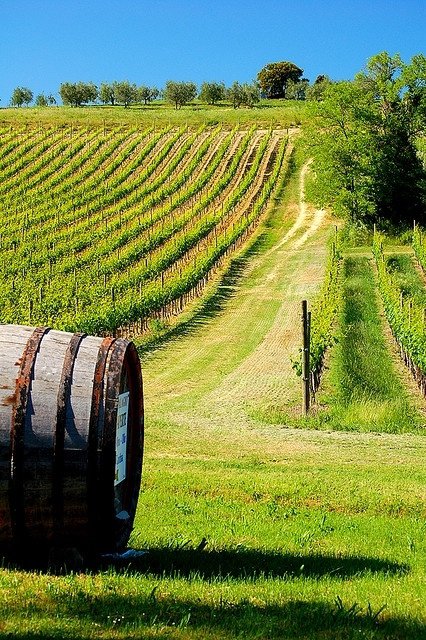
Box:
[374,230,426,390]
[0,124,288,335]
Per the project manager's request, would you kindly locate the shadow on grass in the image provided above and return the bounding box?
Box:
[0,547,416,639]
[1,597,424,640]
[1,545,408,580]
[99,546,408,581]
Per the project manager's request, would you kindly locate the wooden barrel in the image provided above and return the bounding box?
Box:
[0,325,143,556]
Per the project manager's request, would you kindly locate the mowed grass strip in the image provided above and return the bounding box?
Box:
[313,255,424,433]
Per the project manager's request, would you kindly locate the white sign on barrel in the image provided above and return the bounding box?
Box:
[115,391,129,486]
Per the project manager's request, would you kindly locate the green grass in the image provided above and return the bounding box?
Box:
[0,99,308,129]
[1,130,426,639]
[1,434,426,638]
[309,256,424,433]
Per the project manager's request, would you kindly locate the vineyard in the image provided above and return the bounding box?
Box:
[0,123,289,334]
[373,230,426,387]
[1,115,426,640]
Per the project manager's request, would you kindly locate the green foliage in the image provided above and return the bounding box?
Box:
[226,81,260,108]
[292,234,342,394]
[257,60,303,99]
[374,229,426,372]
[99,82,115,105]
[199,82,226,105]
[306,52,426,228]
[310,254,422,433]
[35,93,49,107]
[137,85,159,104]
[0,124,288,334]
[306,75,333,101]
[59,81,98,106]
[10,86,33,107]
[0,99,307,129]
[285,78,309,100]
[112,80,138,108]
[309,235,342,389]
[164,81,197,109]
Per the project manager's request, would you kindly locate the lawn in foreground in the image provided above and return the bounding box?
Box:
[1,427,425,639]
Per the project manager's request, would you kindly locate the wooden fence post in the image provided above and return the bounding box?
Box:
[302,300,310,415]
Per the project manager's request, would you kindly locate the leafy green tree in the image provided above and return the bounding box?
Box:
[137,86,160,104]
[285,78,309,100]
[164,81,197,109]
[113,81,137,107]
[47,94,57,106]
[59,82,98,106]
[11,86,33,107]
[226,82,260,108]
[199,82,226,105]
[357,52,426,226]
[226,81,244,108]
[306,52,426,228]
[99,82,115,105]
[305,81,376,222]
[306,75,332,101]
[241,83,261,107]
[35,94,49,107]
[257,61,303,98]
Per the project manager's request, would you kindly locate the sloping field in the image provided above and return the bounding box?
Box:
[0,127,425,639]
[0,124,287,334]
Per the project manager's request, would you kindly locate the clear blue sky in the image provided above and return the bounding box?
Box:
[1,0,425,104]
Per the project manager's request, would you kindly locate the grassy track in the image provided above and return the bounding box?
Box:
[141,159,328,433]
[1,161,426,639]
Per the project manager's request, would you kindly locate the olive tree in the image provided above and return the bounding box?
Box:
[226,82,260,108]
[59,82,98,106]
[99,82,115,105]
[11,86,33,107]
[35,94,49,107]
[113,81,138,107]
[199,82,226,105]
[164,81,197,109]
[137,86,160,104]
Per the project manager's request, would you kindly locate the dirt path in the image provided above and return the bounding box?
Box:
[142,161,330,433]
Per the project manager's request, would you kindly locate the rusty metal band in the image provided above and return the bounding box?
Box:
[52,332,86,538]
[99,339,128,541]
[9,326,49,542]
[88,337,115,455]
[87,336,115,541]
[119,341,144,520]
[125,341,144,465]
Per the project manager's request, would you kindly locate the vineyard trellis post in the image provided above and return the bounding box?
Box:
[302,299,310,415]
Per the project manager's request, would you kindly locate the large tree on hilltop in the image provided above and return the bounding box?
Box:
[257,61,303,98]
